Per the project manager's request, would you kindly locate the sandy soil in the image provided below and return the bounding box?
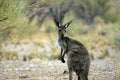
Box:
[0,57,120,80]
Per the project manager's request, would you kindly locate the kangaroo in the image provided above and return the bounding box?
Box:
[55,20,90,80]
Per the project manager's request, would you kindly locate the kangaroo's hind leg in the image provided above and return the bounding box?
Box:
[68,67,73,80]
[80,72,88,80]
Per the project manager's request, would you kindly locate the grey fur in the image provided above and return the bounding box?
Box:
[56,21,90,80]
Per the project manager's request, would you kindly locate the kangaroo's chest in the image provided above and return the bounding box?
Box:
[58,39,67,50]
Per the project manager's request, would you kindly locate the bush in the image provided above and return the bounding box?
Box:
[0,50,18,61]
[114,35,120,47]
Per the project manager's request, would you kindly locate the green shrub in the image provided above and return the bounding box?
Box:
[114,35,120,47]
[27,52,38,60]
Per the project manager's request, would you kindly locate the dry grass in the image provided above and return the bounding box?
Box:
[0,50,18,61]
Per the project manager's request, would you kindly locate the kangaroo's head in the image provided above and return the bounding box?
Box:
[55,20,72,37]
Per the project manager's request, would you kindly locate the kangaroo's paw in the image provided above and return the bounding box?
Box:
[61,58,65,63]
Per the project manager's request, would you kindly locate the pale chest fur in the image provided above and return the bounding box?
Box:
[58,38,67,50]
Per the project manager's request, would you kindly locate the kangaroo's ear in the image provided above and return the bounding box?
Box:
[54,19,61,28]
[64,20,72,29]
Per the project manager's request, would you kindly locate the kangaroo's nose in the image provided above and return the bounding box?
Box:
[59,30,62,32]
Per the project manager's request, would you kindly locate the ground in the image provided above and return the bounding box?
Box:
[0,57,120,80]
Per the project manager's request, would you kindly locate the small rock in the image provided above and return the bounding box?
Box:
[19,75,28,78]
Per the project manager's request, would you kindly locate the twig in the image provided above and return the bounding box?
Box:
[0,17,8,22]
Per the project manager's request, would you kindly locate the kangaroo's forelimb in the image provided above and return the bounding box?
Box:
[60,39,68,63]
[61,48,65,63]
